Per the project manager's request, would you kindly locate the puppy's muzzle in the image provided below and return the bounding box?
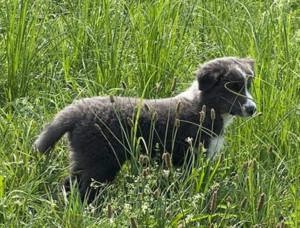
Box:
[244,104,256,116]
[242,100,256,116]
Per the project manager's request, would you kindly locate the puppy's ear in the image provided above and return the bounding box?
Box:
[196,66,225,92]
[241,58,255,73]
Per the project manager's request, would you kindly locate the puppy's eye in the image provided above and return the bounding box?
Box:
[225,82,244,92]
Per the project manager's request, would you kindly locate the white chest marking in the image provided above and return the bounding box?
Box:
[207,136,225,159]
[222,114,234,128]
[206,114,234,159]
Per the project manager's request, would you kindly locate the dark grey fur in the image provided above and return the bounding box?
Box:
[34,57,256,202]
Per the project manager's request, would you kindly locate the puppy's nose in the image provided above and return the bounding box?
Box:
[244,105,256,116]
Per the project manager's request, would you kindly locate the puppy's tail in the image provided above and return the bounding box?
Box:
[34,105,81,153]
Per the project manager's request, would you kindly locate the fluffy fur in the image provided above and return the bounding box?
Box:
[34,57,256,202]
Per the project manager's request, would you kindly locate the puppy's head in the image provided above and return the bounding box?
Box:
[196,57,256,117]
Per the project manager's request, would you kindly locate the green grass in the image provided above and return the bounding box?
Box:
[1,0,300,226]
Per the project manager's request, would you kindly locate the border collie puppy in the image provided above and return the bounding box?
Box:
[34,57,256,202]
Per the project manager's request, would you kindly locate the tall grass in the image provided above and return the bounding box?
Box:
[0,0,299,226]
[3,0,40,102]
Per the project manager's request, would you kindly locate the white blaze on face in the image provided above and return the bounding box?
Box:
[236,66,256,116]
[242,84,256,115]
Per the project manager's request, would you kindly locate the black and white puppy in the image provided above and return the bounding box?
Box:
[34,57,256,202]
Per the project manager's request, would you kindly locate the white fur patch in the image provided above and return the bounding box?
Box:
[207,114,234,159]
[242,87,256,116]
[222,114,234,128]
[236,66,256,116]
[207,136,224,159]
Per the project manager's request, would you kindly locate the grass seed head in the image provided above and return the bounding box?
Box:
[107,204,113,219]
[127,117,133,128]
[257,192,265,212]
[210,108,216,120]
[226,196,232,207]
[142,167,150,177]
[171,77,177,92]
[209,189,218,213]
[199,111,205,123]
[153,188,161,198]
[139,154,150,167]
[162,152,172,169]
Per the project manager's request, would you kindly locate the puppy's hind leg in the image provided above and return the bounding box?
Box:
[69,150,125,203]
[62,175,80,198]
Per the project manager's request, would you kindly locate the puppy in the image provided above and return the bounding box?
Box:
[34,57,256,202]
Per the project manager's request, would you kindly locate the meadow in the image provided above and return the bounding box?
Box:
[0,0,299,226]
